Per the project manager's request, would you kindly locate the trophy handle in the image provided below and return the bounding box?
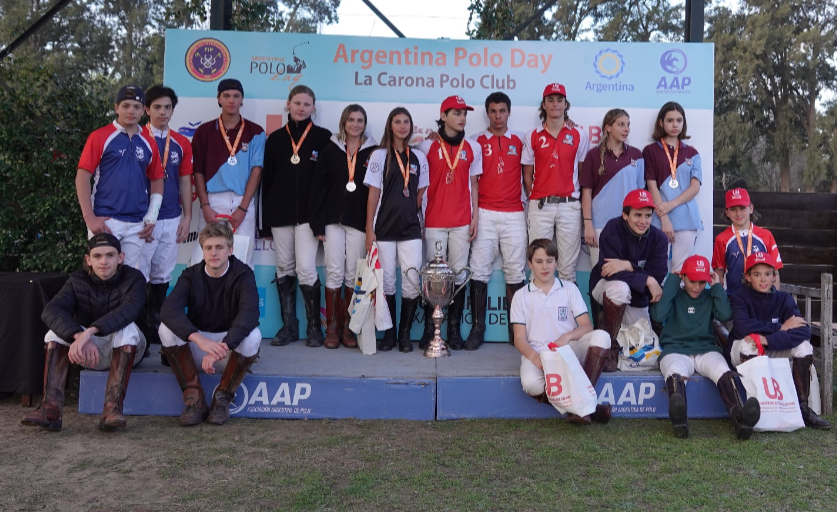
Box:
[404,267,421,293]
[453,266,472,296]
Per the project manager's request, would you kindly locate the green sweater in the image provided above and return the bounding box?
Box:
[650,276,732,359]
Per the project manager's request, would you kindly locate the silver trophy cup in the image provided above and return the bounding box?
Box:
[405,240,471,358]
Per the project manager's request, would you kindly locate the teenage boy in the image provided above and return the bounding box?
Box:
[22,234,147,432]
[712,187,782,297]
[728,252,830,429]
[416,96,482,350]
[589,189,668,371]
[76,85,165,269]
[650,254,759,440]
[159,223,261,426]
[138,85,194,350]
[522,83,589,284]
[191,78,265,268]
[466,92,528,350]
[510,238,611,425]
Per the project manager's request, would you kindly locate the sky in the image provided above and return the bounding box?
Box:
[320,0,475,39]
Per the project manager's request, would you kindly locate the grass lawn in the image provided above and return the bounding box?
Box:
[1,395,835,512]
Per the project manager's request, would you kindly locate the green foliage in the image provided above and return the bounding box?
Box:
[467,0,681,42]
[0,59,112,272]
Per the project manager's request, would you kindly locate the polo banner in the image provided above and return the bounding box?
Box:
[164,30,715,339]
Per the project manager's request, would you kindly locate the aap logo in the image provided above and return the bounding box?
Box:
[594,48,625,80]
[657,48,691,92]
[660,49,688,75]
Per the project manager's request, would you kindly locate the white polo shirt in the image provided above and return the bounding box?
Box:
[510,279,589,352]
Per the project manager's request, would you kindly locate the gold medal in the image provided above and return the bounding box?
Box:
[287,122,312,166]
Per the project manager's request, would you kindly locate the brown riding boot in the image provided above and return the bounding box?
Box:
[567,346,612,425]
[162,345,208,426]
[207,351,258,425]
[341,287,357,348]
[21,342,70,431]
[99,345,136,431]
[601,294,627,372]
[792,356,832,429]
[324,288,341,349]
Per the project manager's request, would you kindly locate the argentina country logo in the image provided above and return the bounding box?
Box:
[587,48,634,94]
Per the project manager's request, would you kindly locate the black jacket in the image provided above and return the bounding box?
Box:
[160,256,259,350]
[41,265,146,343]
[308,134,378,237]
[261,117,331,229]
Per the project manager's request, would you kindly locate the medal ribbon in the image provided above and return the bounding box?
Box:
[441,139,465,182]
[148,126,172,176]
[219,116,245,160]
[286,122,313,161]
[393,146,410,192]
[660,139,679,185]
[346,144,358,183]
[733,223,754,258]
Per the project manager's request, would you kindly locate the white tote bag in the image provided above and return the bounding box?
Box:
[348,258,376,355]
[540,346,598,417]
[616,318,661,372]
[737,355,805,432]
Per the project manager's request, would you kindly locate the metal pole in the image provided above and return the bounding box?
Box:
[685,0,704,42]
[360,0,406,38]
[0,0,74,60]
[210,0,232,30]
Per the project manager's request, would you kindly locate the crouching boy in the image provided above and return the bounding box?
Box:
[589,189,668,371]
[510,238,611,425]
[159,223,261,426]
[22,234,148,432]
[728,252,830,429]
[651,255,760,440]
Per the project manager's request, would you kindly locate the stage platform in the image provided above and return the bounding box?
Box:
[78,342,731,420]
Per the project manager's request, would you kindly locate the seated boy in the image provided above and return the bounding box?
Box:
[589,189,668,370]
[159,223,261,426]
[651,254,759,440]
[510,238,611,425]
[22,233,148,432]
[728,252,830,429]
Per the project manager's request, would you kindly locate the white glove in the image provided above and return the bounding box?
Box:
[143,193,163,225]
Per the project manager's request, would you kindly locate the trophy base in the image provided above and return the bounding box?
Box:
[423,336,451,358]
[423,305,450,358]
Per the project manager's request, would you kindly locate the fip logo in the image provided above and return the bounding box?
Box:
[185,38,231,82]
[656,48,691,93]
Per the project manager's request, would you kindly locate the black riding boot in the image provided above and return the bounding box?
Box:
[300,279,324,347]
[464,280,488,351]
[271,276,299,346]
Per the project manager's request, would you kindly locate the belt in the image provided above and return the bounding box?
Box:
[536,196,578,209]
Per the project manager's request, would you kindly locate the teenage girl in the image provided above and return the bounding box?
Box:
[642,102,702,272]
[363,108,429,353]
[309,104,378,349]
[262,85,332,348]
[581,108,645,267]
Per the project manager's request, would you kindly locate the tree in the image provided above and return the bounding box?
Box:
[466,0,680,42]
[0,59,112,272]
[709,0,837,192]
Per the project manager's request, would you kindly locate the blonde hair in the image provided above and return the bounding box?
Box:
[337,104,368,143]
[598,109,630,176]
[198,223,234,248]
